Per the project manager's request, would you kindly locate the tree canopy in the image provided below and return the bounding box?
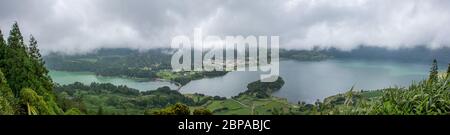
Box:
[429,59,439,83]
[0,22,61,115]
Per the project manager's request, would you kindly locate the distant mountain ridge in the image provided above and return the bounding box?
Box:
[320,45,450,64]
[45,45,450,68]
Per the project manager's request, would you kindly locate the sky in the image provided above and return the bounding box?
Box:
[1,0,450,54]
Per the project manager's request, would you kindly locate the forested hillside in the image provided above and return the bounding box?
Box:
[0,22,61,115]
[322,46,450,64]
[54,83,197,115]
[45,48,173,78]
[44,48,227,85]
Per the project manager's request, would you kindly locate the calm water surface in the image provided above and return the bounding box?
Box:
[180,60,429,103]
[50,60,430,103]
[49,71,179,91]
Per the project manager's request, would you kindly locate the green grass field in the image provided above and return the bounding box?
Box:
[187,93,297,115]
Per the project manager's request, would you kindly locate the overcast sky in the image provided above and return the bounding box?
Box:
[1,0,450,54]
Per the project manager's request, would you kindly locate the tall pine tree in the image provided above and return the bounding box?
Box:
[3,22,39,97]
[0,28,7,71]
[28,35,40,59]
[0,28,6,61]
[27,35,62,114]
[7,22,26,49]
[0,22,62,115]
[429,59,439,83]
[28,35,53,93]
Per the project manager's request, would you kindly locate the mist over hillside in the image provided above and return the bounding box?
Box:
[321,46,450,64]
[44,45,450,67]
[2,0,450,54]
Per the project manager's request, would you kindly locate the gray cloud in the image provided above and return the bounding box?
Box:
[1,0,450,54]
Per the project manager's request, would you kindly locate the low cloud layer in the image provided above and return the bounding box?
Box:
[1,0,450,54]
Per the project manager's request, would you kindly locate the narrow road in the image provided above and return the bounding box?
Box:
[230,99,249,108]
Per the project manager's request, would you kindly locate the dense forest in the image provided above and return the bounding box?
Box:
[45,48,172,78]
[280,45,450,64]
[54,83,200,115]
[0,22,61,115]
[321,46,450,64]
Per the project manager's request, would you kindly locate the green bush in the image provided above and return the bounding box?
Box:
[153,103,190,115]
[64,108,82,115]
[193,108,213,115]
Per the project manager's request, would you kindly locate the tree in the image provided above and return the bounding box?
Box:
[7,22,25,49]
[171,103,190,115]
[28,34,51,81]
[43,92,64,115]
[193,108,212,115]
[28,35,40,60]
[28,34,54,94]
[19,88,55,115]
[0,69,14,102]
[0,28,7,65]
[64,108,82,115]
[3,22,39,96]
[0,70,14,114]
[0,96,14,115]
[153,103,190,115]
[429,59,439,83]
[0,22,61,115]
[0,28,10,91]
[0,70,15,115]
[97,106,104,115]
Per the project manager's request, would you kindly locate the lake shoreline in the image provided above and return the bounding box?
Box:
[49,59,430,104]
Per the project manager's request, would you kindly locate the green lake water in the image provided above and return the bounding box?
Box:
[49,70,179,91]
